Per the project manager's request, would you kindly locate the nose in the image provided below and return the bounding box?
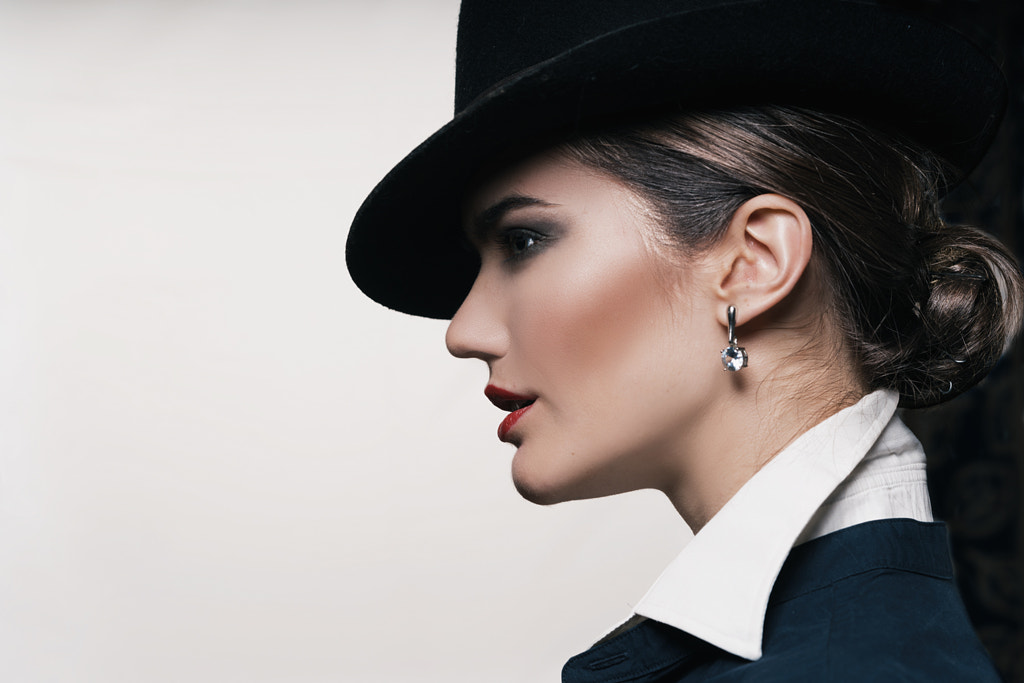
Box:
[445,269,508,362]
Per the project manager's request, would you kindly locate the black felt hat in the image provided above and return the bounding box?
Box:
[346,0,1007,319]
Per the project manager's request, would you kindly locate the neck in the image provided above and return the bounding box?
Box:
[664,323,863,533]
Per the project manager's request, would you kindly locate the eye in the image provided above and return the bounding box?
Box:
[499,227,545,262]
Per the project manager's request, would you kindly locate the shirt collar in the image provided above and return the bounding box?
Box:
[631,389,899,661]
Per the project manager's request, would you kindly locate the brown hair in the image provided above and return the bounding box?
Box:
[562,106,1024,408]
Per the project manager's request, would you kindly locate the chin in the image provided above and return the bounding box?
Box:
[510,453,575,506]
[512,476,566,506]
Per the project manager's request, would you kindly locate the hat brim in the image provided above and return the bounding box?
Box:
[346,0,1007,319]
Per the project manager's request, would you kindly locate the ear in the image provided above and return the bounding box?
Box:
[710,194,813,326]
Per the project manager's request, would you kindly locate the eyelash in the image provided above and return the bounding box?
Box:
[497,227,546,263]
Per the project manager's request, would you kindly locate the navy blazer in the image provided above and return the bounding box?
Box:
[563,520,999,682]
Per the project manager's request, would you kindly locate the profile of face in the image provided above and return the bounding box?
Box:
[446,150,738,507]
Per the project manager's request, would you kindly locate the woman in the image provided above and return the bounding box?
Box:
[347,1,1022,679]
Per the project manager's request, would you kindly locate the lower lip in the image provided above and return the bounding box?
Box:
[498,404,533,442]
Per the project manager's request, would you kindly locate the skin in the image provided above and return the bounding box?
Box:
[447,149,862,532]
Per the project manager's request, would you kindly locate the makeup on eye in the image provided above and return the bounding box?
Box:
[496,225,550,262]
[466,194,561,248]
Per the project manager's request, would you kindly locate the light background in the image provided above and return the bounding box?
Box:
[0,2,688,681]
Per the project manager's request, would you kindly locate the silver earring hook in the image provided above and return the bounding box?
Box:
[727,305,738,346]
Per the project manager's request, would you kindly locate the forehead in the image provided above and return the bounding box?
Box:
[465,151,580,216]
[461,149,651,233]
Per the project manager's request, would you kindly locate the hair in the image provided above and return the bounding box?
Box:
[561,106,1024,408]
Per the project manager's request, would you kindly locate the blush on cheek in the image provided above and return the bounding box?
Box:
[563,251,666,358]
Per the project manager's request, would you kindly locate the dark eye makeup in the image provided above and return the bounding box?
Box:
[496,226,550,263]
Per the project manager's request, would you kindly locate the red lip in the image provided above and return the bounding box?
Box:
[484,385,537,442]
[497,405,533,442]
[484,385,536,411]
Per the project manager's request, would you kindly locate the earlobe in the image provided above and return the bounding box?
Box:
[714,194,813,325]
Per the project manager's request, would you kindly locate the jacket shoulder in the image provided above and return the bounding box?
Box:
[821,566,999,681]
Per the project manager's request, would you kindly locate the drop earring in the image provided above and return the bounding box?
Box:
[720,305,748,371]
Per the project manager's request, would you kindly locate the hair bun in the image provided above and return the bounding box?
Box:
[902,223,1024,407]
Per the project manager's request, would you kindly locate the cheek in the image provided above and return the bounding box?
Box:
[512,244,679,406]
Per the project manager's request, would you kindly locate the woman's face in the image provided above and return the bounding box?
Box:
[446,150,728,505]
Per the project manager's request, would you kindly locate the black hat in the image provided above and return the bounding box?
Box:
[346,0,1007,319]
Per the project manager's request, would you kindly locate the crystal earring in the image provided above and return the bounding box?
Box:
[720,305,748,371]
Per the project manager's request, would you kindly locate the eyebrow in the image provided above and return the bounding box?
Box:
[468,195,558,243]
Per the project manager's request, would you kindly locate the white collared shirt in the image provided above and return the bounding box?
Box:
[612,389,933,661]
